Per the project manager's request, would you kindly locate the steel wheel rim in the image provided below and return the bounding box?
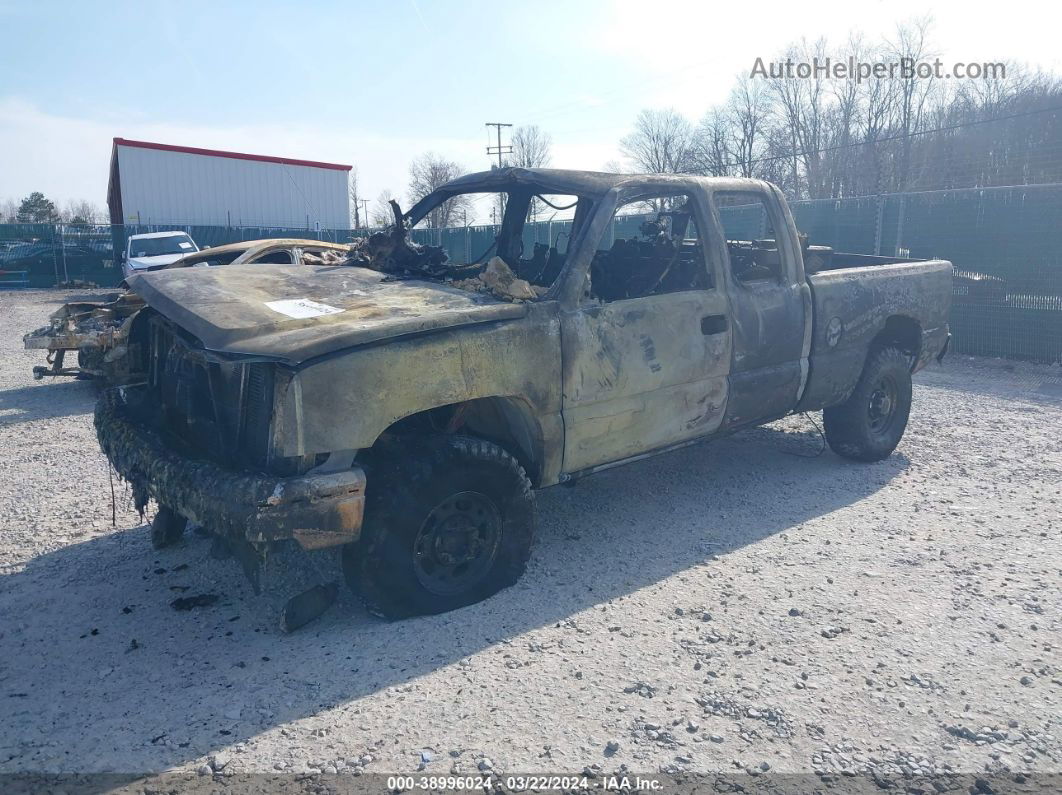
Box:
[412,491,502,596]
[867,375,899,434]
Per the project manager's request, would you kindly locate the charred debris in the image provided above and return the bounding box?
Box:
[315,200,547,303]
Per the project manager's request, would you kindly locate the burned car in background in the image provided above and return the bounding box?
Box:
[23,239,351,379]
[94,168,951,624]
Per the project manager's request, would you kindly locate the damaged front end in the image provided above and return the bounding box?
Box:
[95,312,366,555]
[23,293,144,380]
[97,390,365,549]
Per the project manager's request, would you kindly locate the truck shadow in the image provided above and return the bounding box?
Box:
[0,421,908,774]
[0,380,97,426]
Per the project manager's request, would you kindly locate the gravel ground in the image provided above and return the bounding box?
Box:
[1,289,1060,788]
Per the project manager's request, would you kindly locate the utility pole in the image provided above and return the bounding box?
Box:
[357,199,370,229]
[485,122,513,169]
[789,124,800,199]
[486,122,513,222]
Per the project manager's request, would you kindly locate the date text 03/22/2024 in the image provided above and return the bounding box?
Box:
[385,775,665,791]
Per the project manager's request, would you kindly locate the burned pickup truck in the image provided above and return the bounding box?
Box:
[96,168,951,620]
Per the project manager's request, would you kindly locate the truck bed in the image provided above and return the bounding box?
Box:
[802,245,922,274]
[797,258,953,411]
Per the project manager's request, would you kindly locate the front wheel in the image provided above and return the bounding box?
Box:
[150,505,187,548]
[344,435,535,619]
[823,346,913,462]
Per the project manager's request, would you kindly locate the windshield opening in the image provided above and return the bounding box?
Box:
[403,188,590,296]
[128,234,196,258]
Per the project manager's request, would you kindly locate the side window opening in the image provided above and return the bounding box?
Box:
[513,194,583,288]
[715,191,783,283]
[252,250,295,264]
[588,194,711,302]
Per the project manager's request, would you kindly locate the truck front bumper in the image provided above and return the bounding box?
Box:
[95,392,365,550]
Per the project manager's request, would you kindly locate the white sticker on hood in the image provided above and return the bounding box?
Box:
[265,298,343,319]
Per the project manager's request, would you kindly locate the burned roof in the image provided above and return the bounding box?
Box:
[432,168,631,197]
[168,239,350,268]
[405,167,772,225]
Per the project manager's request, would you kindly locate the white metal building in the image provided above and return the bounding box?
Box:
[107,137,351,229]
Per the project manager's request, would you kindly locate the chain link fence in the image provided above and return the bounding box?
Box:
[0,222,353,289]
[2,183,1060,363]
[787,185,1062,363]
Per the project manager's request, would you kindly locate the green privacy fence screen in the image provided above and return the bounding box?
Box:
[2,182,1060,362]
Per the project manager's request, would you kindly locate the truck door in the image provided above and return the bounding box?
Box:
[711,187,810,428]
[560,191,732,474]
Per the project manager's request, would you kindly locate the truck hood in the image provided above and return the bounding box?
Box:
[128,253,187,270]
[126,263,527,365]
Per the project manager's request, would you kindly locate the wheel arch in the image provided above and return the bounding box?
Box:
[871,314,922,369]
[372,396,547,486]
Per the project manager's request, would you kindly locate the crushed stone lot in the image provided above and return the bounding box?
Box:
[0,289,1059,787]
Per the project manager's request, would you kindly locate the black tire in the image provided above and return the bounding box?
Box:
[344,435,535,619]
[150,505,187,549]
[76,349,103,380]
[823,346,913,462]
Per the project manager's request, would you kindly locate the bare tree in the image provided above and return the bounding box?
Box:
[370,189,395,227]
[407,153,471,228]
[885,16,938,191]
[757,125,800,196]
[823,33,867,198]
[1,198,21,223]
[727,76,773,178]
[617,24,1062,200]
[61,199,102,225]
[690,110,733,177]
[853,50,897,195]
[348,167,365,229]
[509,125,552,169]
[620,109,694,174]
[508,125,554,220]
[767,39,831,198]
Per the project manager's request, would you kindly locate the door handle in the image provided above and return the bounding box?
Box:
[701,314,728,335]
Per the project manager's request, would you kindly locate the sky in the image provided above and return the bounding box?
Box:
[1,0,1059,221]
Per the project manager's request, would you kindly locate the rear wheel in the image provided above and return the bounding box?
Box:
[344,435,535,619]
[823,346,913,462]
